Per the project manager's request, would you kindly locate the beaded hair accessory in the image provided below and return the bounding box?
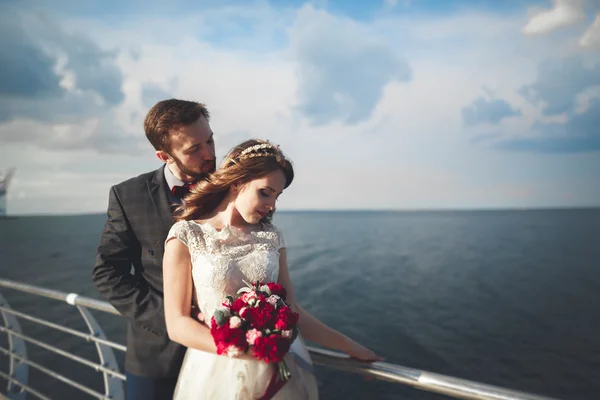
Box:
[237,142,284,162]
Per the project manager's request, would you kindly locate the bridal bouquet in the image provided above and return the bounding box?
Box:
[210,280,300,385]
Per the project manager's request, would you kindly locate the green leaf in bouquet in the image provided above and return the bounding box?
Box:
[225,295,234,304]
[214,309,228,327]
[291,327,299,342]
[277,360,292,381]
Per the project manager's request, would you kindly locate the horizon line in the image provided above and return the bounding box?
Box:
[3,205,600,218]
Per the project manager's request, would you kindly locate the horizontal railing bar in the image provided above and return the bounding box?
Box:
[309,347,557,400]
[0,306,125,352]
[0,370,52,400]
[0,278,560,400]
[0,326,125,381]
[0,347,107,400]
[0,280,119,316]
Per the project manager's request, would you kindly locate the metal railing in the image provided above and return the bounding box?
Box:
[0,278,559,400]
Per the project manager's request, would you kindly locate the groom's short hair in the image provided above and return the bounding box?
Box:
[144,99,210,151]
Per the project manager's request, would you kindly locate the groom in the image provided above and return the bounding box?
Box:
[92,99,216,399]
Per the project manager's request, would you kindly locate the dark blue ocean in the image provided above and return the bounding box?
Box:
[1,209,599,399]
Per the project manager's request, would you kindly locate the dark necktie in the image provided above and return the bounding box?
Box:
[171,183,193,199]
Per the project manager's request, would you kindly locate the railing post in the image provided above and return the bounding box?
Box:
[75,303,124,400]
[0,293,28,400]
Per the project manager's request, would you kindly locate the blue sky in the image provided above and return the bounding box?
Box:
[0,0,599,215]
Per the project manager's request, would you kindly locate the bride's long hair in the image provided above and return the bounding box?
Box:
[174,139,294,223]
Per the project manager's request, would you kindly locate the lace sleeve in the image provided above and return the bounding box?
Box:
[278,229,286,250]
[165,220,190,247]
[269,223,286,250]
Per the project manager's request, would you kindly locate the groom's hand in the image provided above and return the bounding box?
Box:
[191,305,205,322]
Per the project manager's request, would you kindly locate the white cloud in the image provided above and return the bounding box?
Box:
[518,56,600,116]
[383,0,399,9]
[522,0,586,35]
[289,5,411,125]
[6,170,136,215]
[1,1,599,215]
[0,140,161,215]
[580,14,600,47]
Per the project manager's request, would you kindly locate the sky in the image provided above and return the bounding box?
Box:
[0,0,599,215]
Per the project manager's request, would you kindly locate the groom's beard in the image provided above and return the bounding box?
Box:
[171,155,216,182]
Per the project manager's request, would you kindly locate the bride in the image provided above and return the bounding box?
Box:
[162,139,382,399]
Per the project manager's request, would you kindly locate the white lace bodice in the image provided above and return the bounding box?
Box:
[166,220,285,321]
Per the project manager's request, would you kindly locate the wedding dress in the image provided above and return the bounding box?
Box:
[166,220,319,399]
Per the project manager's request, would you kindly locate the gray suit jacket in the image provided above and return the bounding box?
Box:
[92,165,186,378]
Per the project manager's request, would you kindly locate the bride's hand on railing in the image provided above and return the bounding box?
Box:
[191,305,205,322]
[343,340,384,363]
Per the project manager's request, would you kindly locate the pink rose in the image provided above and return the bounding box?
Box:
[229,316,242,329]
[267,295,280,307]
[226,345,243,358]
[240,290,257,303]
[246,329,263,346]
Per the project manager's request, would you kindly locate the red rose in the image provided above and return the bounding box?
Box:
[231,298,246,313]
[266,283,287,299]
[243,302,276,330]
[253,334,291,363]
[210,316,246,355]
[274,306,299,331]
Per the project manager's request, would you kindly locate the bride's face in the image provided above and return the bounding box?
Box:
[234,169,286,224]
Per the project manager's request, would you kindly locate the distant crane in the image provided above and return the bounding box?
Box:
[0,168,16,217]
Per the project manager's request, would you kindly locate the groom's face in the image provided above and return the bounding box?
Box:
[157,116,216,182]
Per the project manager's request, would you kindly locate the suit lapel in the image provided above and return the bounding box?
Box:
[148,165,175,233]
